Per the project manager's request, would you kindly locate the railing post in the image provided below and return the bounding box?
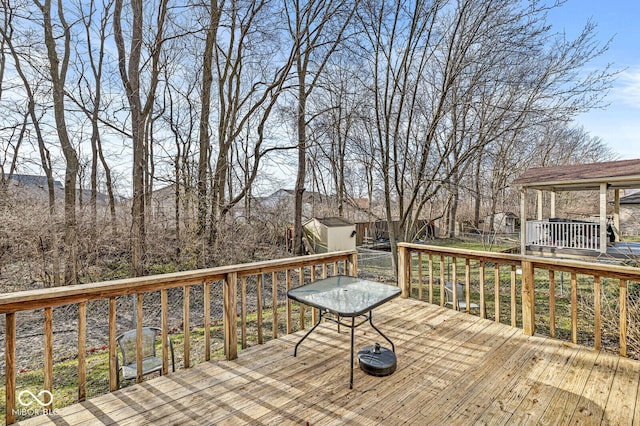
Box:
[224,272,238,360]
[398,245,410,298]
[347,251,358,277]
[521,260,535,336]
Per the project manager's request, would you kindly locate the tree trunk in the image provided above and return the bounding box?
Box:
[114,0,146,277]
[197,0,220,244]
[39,0,79,285]
[293,70,307,256]
[473,150,483,229]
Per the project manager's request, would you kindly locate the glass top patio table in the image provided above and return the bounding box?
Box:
[287,275,401,317]
[287,275,401,389]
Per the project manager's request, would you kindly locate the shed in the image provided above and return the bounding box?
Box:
[484,212,518,234]
[303,217,356,254]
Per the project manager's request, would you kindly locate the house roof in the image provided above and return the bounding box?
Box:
[4,173,63,188]
[620,192,640,204]
[511,158,640,191]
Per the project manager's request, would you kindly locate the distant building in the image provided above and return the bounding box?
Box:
[619,192,640,236]
[3,173,63,189]
[2,173,109,204]
[259,189,326,220]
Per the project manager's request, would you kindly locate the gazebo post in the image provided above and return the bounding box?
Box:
[614,189,620,242]
[599,183,607,254]
[536,190,543,220]
[520,188,527,255]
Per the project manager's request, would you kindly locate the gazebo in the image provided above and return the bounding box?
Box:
[512,158,640,257]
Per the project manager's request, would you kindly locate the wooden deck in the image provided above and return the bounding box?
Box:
[18,298,640,425]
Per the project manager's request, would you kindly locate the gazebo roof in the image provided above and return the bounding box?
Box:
[512,158,640,191]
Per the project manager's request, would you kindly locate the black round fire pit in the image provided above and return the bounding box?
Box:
[357,342,397,377]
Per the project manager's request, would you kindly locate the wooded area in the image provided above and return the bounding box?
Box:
[0,0,617,287]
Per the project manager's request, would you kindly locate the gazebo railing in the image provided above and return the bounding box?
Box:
[526,220,600,251]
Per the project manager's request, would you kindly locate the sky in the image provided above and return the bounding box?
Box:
[546,0,640,160]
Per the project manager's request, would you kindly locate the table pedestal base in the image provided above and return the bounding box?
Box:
[293,310,395,389]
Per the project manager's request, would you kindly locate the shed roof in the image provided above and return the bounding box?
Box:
[511,158,640,191]
[313,217,354,227]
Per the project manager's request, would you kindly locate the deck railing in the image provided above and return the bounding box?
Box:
[0,251,357,425]
[397,243,640,356]
[526,220,600,251]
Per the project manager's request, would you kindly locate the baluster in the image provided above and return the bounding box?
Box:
[203,283,210,361]
[183,286,190,368]
[465,259,471,313]
[440,256,445,307]
[311,265,317,324]
[479,261,486,319]
[286,269,292,334]
[298,267,305,330]
[6,312,16,424]
[452,257,458,310]
[241,277,247,349]
[162,289,170,369]
[594,276,601,351]
[272,271,278,339]
[44,307,53,409]
[418,252,423,301]
[257,274,263,344]
[136,294,143,382]
[549,271,556,338]
[78,302,87,402]
[570,272,577,344]
[511,265,517,327]
[494,264,500,323]
[109,298,117,391]
[429,253,434,304]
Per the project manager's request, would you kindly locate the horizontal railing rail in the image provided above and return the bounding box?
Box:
[398,242,640,357]
[1,250,358,425]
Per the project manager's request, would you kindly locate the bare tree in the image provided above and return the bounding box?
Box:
[162,60,199,259]
[354,0,614,272]
[199,0,297,259]
[285,0,359,255]
[196,0,222,242]
[443,1,615,236]
[76,0,118,234]
[308,53,365,218]
[0,0,63,285]
[113,0,169,276]
[34,0,81,284]
[356,0,446,270]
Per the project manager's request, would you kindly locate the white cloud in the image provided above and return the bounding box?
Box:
[612,68,640,108]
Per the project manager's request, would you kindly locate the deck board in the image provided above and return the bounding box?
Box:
[16,298,640,425]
